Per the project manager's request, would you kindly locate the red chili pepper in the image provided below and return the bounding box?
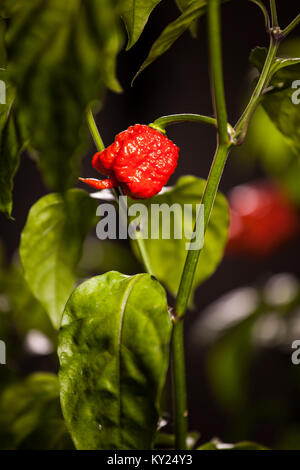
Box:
[227,182,299,256]
[79,124,179,199]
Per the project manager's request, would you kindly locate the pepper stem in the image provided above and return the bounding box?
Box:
[86,107,105,152]
[150,114,217,133]
[85,107,154,277]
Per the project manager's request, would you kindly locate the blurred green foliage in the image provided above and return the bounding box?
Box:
[0,373,73,449]
[0,0,123,217]
[192,273,300,449]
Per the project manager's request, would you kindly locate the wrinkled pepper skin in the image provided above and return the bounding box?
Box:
[79,124,179,199]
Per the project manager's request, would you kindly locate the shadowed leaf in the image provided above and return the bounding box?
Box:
[20,189,97,329]
[121,0,162,50]
[7,0,122,191]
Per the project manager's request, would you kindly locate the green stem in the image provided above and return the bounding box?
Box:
[174,0,231,312]
[234,36,279,143]
[150,114,217,132]
[86,107,105,152]
[282,14,300,39]
[207,0,229,145]
[175,144,229,320]
[171,0,230,451]
[171,320,187,450]
[134,231,154,276]
[171,145,230,451]
[86,107,153,275]
[270,0,278,27]
[250,0,270,31]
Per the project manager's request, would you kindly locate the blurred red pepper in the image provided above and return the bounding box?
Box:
[79,124,179,199]
[227,182,299,256]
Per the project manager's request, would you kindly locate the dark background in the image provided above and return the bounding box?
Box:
[1,0,300,448]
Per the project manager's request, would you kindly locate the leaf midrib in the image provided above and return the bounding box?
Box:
[117,273,145,447]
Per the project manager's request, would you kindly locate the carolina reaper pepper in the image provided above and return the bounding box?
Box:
[79,124,179,199]
[227,182,299,256]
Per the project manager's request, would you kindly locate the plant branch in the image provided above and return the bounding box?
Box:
[270,0,278,27]
[282,14,300,39]
[86,107,105,152]
[234,36,279,143]
[171,320,187,450]
[171,0,231,451]
[134,230,154,276]
[171,142,230,449]
[175,0,230,319]
[174,144,229,320]
[207,0,229,145]
[150,114,217,132]
[250,0,270,31]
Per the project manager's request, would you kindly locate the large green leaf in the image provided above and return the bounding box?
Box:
[121,0,162,50]
[250,47,300,158]
[133,0,207,82]
[6,0,122,191]
[58,271,172,450]
[0,70,23,217]
[130,176,229,302]
[0,373,73,450]
[20,189,97,329]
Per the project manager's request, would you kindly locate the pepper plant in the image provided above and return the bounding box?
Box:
[0,0,300,450]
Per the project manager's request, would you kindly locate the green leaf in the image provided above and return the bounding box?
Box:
[5,262,56,341]
[232,441,268,450]
[20,189,97,329]
[0,71,23,218]
[176,0,198,37]
[0,373,73,450]
[261,88,300,158]
[198,441,218,450]
[132,0,230,81]
[250,47,300,157]
[197,439,268,450]
[7,0,122,191]
[242,106,300,204]
[58,271,172,450]
[121,0,162,50]
[133,0,207,82]
[250,47,300,87]
[131,176,229,303]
